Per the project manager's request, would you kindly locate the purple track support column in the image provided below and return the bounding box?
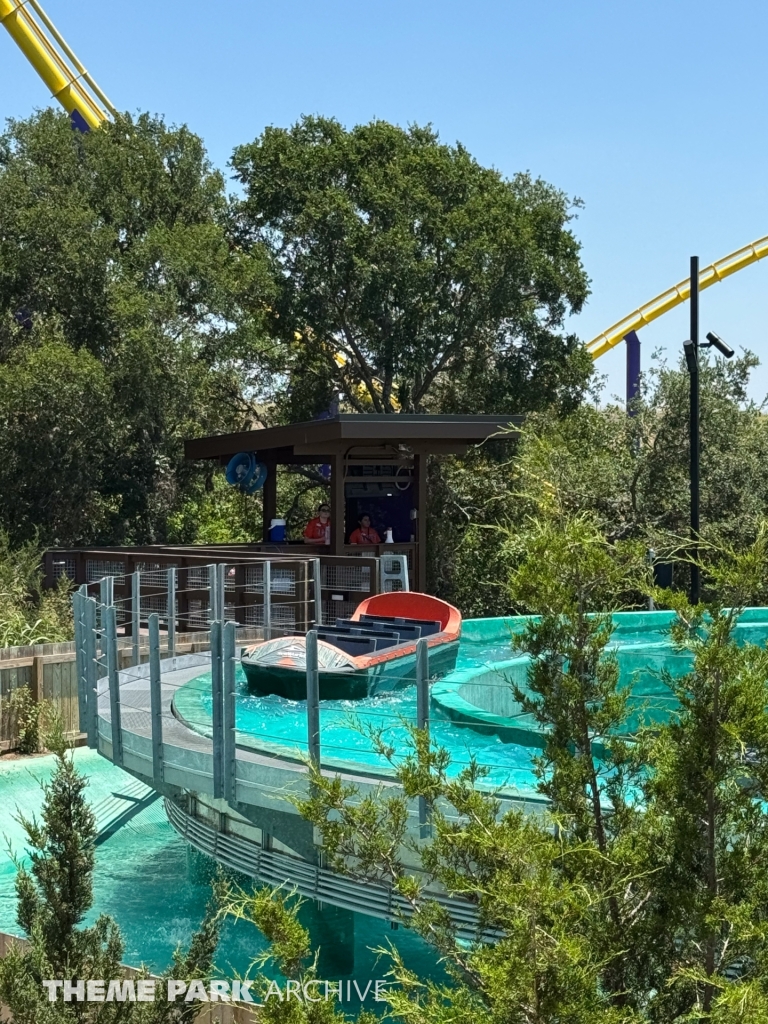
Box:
[625,331,641,413]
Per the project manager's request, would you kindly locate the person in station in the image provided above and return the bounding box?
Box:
[303,503,331,544]
[349,513,382,545]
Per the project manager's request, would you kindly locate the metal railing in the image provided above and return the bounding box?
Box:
[76,557,321,646]
[50,546,410,628]
[67,561,553,937]
[72,556,321,751]
[72,561,429,821]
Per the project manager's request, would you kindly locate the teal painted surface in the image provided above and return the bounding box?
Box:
[433,609,768,745]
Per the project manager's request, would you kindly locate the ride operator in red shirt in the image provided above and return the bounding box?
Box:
[349,514,382,545]
[303,504,331,544]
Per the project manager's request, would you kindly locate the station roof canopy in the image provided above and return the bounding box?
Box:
[185,413,523,465]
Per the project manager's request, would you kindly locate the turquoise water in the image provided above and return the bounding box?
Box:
[204,676,539,790]
[175,616,692,797]
[179,668,542,796]
[0,750,445,987]
[6,611,766,986]
[0,627,538,982]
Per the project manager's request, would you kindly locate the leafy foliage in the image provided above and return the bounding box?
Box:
[0,530,71,647]
[290,514,768,1022]
[639,533,768,1020]
[232,115,592,418]
[220,884,377,1024]
[428,352,768,614]
[0,109,272,548]
[3,685,54,754]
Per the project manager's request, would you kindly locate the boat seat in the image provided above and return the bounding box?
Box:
[359,614,443,637]
[316,632,378,656]
[318,626,401,653]
[289,627,396,643]
[331,622,402,643]
[339,617,423,641]
[313,630,399,655]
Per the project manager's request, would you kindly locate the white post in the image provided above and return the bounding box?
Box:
[223,621,237,803]
[131,571,140,666]
[313,557,322,628]
[106,604,123,766]
[148,613,164,784]
[167,567,176,656]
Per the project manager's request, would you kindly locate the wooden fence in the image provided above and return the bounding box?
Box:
[0,933,261,1021]
[0,642,79,752]
[0,631,238,753]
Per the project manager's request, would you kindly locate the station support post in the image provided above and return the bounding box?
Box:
[217,563,226,622]
[84,598,98,748]
[208,564,217,631]
[222,621,237,803]
[211,619,224,799]
[312,558,322,629]
[167,567,176,656]
[73,591,88,732]
[131,571,140,666]
[306,629,321,768]
[148,613,164,784]
[263,561,272,640]
[416,638,431,838]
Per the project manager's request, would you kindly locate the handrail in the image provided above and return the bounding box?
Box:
[587,235,768,359]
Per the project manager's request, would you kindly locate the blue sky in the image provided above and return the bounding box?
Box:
[2,0,767,403]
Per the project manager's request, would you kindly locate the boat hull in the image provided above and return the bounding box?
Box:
[242,639,460,701]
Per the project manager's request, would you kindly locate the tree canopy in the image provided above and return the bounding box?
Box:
[0,109,271,546]
[231,115,592,418]
[0,108,595,548]
[428,350,768,614]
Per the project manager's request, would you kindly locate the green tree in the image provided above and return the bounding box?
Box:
[0,529,72,648]
[292,519,768,1022]
[221,884,377,1024]
[297,751,634,1023]
[291,516,647,1021]
[427,351,768,615]
[0,335,111,546]
[638,536,768,1021]
[0,109,273,547]
[0,724,223,1023]
[0,722,126,1022]
[231,115,591,418]
[513,351,768,554]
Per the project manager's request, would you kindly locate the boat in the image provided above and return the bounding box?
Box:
[240,591,462,701]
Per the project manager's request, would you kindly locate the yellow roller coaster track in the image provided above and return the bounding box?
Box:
[1,0,397,407]
[586,235,768,359]
[3,0,766,367]
[0,0,115,130]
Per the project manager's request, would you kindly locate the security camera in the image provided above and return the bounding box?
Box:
[705,331,734,358]
[683,339,698,375]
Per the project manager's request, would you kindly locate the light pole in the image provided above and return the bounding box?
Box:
[683,256,734,604]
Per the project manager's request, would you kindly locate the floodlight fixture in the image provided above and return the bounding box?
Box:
[705,331,734,358]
